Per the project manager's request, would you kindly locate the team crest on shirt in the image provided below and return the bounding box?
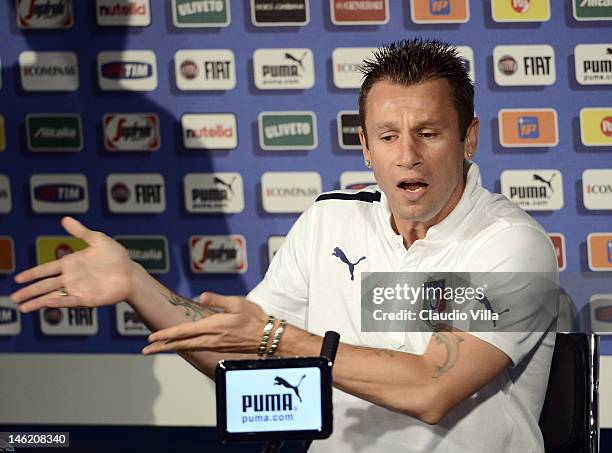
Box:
[332,246,365,281]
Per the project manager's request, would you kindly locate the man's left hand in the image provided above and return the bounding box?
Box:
[142,292,268,355]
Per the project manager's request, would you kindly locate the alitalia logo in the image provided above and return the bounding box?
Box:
[114,236,169,273]
[258,111,317,150]
[26,114,83,151]
[573,0,612,21]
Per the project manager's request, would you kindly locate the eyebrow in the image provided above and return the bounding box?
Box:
[372,119,445,132]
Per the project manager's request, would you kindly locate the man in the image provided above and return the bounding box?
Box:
[11,39,557,452]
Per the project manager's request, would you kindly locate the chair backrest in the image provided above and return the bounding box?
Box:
[539,333,599,453]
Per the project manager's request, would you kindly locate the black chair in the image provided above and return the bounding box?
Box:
[539,333,600,453]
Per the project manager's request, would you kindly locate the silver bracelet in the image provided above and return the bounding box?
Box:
[266,319,287,357]
[257,315,275,356]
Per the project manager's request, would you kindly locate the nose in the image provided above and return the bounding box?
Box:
[396,135,423,169]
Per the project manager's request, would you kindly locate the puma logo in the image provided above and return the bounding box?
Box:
[284,51,307,70]
[533,173,556,192]
[332,247,366,281]
[274,375,306,403]
[214,175,236,195]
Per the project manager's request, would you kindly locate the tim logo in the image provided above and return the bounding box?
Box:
[430,0,450,15]
[101,62,152,79]
[34,184,84,202]
[274,375,306,403]
[518,116,539,139]
[332,247,365,281]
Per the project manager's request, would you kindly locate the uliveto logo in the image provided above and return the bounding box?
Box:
[501,169,564,211]
[17,0,73,28]
[258,111,317,150]
[172,0,231,27]
[493,45,556,86]
[106,173,166,213]
[30,174,89,213]
[182,113,237,150]
[96,0,151,26]
[104,113,160,151]
[190,235,247,273]
[20,51,79,91]
[175,49,236,90]
[261,172,321,213]
[184,172,244,214]
[253,48,314,90]
[97,50,157,91]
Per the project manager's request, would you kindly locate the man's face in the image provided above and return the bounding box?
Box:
[360,78,478,229]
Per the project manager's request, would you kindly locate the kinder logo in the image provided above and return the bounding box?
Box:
[261,171,321,213]
[190,235,247,273]
[116,302,150,336]
[410,0,470,23]
[340,171,376,190]
[253,48,315,90]
[573,0,612,21]
[548,233,566,271]
[30,174,88,213]
[267,235,285,266]
[493,45,556,86]
[97,51,157,91]
[36,236,87,264]
[491,0,550,22]
[19,51,79,91]
[184,172,245,214]
[17,0,73,28]
[0,175,12,214]
[115,236,169,273]
[107,174,166,213]
[580,108,612,146]
[590,295,612,334]
[258,111,317,150]
[181,113,237,149]
[455,46,475,82]
[0,237,15,273]
[337,111,361,149]
[104,113,160,151]
[26,114,83,151]
[498,109,558,147]
[0,298,20,336]
[251,0,309,26]
[332,47,377,89]
[583,169,612,210]
[174,49,236,90]
[172,0,231,27]
[40,307,98,336]
[96,0,151,26]
[501,169,564,211]
[575,44,612,85]
[587,233,612,271]
[331,0,388,24]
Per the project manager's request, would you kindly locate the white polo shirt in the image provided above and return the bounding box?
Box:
[248,162,558,453]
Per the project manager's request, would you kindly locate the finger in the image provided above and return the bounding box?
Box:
[10,276,64,303]
[148,318,214,343]
[61,216,98,244]
[14,260,61,284]
[18,292,80,313]
[199,292,240,313]
[142,338,207,355]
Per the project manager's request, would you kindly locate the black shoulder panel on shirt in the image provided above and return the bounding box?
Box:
[315,191,381,203]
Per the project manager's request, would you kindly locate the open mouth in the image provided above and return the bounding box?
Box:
[398,181,428,193]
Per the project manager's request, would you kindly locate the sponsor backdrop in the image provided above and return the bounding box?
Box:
[1,0,612,432]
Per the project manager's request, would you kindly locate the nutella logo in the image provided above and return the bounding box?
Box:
[181,113,237,150]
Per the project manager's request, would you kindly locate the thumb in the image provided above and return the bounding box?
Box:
[199,292,239,313]
[61,216,97,244]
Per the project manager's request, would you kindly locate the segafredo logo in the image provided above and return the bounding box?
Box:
[253,48,314,89]
[16,0,73,28]
[26,114,83,151]
[0,175,12,214]
[172,0,231,27]
[261,171,321,213]
[106,173,166,213]
[175,49,236,90]
[19,51,79,91]
[184,172,245,213]
[190,235,247,273]
[97,50,158,91]
[583,169,612,210]
[575,44,612,85]
[30,174,89,213]
[501,169,563,211]
[258,111,317,150]
[332,47,377,89]
[251,0,309,26]
[96,0,151,26]
[181,113,237,150]
[330,0,388,25]
[103,113,160,151]
[493,45,556,86]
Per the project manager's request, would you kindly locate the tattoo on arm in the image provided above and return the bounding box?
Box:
[163,292,206,321]
[431,331,464,378]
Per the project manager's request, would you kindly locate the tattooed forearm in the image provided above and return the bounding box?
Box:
[431,331,464,378]
[163,292,206,321]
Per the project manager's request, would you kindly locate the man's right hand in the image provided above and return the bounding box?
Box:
[10,216,136,313]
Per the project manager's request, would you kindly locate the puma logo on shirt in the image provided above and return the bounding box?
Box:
[332,246,366,281]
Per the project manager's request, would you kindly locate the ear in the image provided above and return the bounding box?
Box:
[359,126,371,163]
[463,117,479,160]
